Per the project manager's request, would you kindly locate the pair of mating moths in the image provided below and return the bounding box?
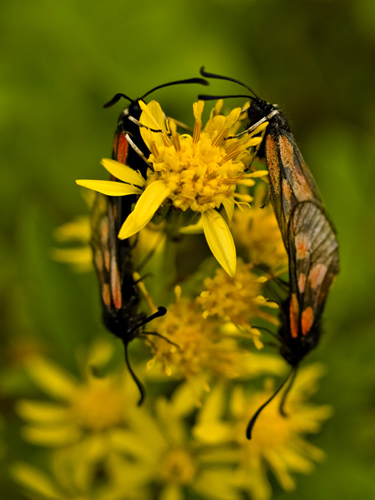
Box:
[87,70,339,438]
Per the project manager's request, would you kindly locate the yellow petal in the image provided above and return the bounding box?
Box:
[11,463,61,500]
[225,106,242,128]
[50,247,93,270]
[248,170,269,178]
[118,181,171,239]
[100,158,146,186]
[53,216,90,242]
[22,425,81,446]
[139,100,168,149]
[26,358,77,399]
[16,401,71,423]
[193,100,204,121]
[76,179,142,196]
[202,209,236,277]
[222,198,235,222]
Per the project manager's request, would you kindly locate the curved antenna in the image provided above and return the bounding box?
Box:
[246,369,294,440]
[103,93,133,108]
[200,67,259,98]
[279,366,298,416]
[123,341,146,406]
[141,77,209,99]
[198,94,252,101]
[128,306,167,336]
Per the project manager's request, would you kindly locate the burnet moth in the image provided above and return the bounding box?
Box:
[199,68,339,438]
[91,77,209,403]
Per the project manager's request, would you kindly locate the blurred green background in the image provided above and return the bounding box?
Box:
[1,0,375,498]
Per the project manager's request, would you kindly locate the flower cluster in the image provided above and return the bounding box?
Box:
[10,94,333,500]
[13,339,332,500]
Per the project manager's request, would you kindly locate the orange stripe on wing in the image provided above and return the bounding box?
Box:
[114,132,129,165]
[301,306,314,336]
[289,293,300,338]
[110,255,122,309]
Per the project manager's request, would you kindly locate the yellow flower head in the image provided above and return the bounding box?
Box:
[198,259,279,349]
[194,364,333,500]
[146,288,248,388]
[114,383,242,500]
[76,100,268,276]
[16,339,143,455]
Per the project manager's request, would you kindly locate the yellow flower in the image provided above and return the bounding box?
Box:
[194,364,333,500]
[111,383,243,500]
[198,259,279,349]
[16,339,144,462]
[146,287,251,395]
[76,100,268,276]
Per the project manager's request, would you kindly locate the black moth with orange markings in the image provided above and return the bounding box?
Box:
[91,77,208,404]
[199,68,339,437]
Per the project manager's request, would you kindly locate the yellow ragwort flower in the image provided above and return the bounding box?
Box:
[112,383,242,500]
[76,100,268,276]
[15,339,145,461]
[146,287,249,392]
[198,258,279,349]
[194,364,333,500]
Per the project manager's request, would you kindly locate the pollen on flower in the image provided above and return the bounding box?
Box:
[198,259,278,342]
[147,293,245,382]
[141,100,265,215]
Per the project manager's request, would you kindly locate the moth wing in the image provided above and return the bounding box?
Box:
[266,130,323,249]
[290,137,323,205]
[90,192,122,310]
[288,201,339,336]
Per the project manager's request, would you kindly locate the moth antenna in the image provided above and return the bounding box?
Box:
[200,67,259,98]
[128,306,167,336]
[105,78,208,109]
[103,93,133,108]
[123,341,145,406]
[279,366,298,417]
[246,369,293,440]
[198,94,252,101]
[141,77,209,99]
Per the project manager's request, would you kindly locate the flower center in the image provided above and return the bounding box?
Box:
[147,134,246,213]
[71,377,124,431]
[160,448,196,485]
